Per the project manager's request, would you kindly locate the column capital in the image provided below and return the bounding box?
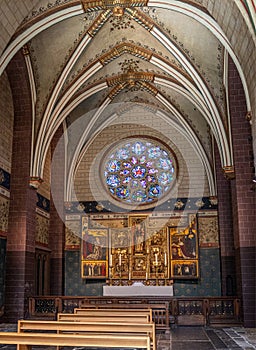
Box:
[222,166,235,180]
[29,176,43,189]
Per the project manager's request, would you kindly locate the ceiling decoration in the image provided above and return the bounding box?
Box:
[81,0,149,16]
[1,0,254,198]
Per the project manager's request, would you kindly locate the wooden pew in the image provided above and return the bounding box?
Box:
[18,319,156,350]
[0,331,151,350]
[78,302,170,331]
[74,307,153,321]
[57,312,150,323]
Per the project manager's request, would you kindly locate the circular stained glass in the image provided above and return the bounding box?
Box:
[103,138,175,205]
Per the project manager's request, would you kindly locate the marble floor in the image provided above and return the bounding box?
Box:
[0,324,256,350]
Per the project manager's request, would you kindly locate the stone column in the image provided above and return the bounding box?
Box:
[49,125,65,295]
[5,50,36,321]
[215,145,236,296]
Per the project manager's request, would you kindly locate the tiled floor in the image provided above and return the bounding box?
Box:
[0,324,256,349]
[157,327,256,350]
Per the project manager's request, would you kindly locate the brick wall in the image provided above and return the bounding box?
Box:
[215,143,236,296]
[228,56,256,327]
[203,0,256,174]
[0,71,13,237]
[0,0,38,56]
[74,109,210,203]
[0,72,13,172]
[37,148,51,200]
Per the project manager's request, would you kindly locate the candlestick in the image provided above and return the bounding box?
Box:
[146,272,148,280]
[119,253,122,266]
[155,253,158,264]
[109,254,112,267]
[164,252,167,266]
[129,271,131,280]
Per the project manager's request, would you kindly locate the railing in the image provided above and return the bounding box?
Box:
[28,296,241,326]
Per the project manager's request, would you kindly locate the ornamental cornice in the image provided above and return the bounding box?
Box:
[99,42,152,65]
[106,71,154,87]
[81,0,148,14]
[87,9,112,37]
[125,7,153,31]
[108,82,127,99]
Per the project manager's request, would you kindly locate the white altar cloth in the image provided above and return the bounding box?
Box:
[103,285,173,296]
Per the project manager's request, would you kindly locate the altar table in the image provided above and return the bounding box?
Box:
[103,285,173,296]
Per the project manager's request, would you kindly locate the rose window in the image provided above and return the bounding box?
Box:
[103,138,175,205]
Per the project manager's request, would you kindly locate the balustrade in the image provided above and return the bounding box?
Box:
[28,296,241,326]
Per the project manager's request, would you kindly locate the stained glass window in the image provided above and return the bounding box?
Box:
[103,138,175,205]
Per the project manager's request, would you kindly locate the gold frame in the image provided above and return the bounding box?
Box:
[171,260,198,278]
[169,214,199,279]
[128,215,148,255]
[81,260,108,279]
[81,228,108,279]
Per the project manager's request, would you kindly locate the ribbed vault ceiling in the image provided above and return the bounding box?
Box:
[0,0,255,201]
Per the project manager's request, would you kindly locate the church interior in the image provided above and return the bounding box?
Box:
[0,0,255,336]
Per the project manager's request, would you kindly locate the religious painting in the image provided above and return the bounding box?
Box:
[81,229,107,262]
[82,260,107,279]
[171,260,198,278]
[170,224,198,260]
[147,228,169,279]
[65,220,80,249]
[109,228,131,279]
[198,214,219,247]
[110,228,130,250]
[169,214,199,279]
[131,256,147,279]
[129,215,148,254]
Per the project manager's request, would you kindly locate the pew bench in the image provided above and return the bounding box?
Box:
[0,331,151,350]
[18,319,156,350]
[57,312,150,323]
[78,302,170,331]
[74,307,153,321]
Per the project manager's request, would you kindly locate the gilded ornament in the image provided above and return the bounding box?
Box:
[222,166,235,179]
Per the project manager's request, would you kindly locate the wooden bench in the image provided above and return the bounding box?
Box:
[18,319,156,350]
[0,331,151,350]
[74,307,153,321]
[79,302,170,331]
[58,312,150,323]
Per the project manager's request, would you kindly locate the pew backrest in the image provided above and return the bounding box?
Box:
[17,319,155,350]
[57,313,150,323]
[73,308,153,321]
[79,302,169,331]
[0,332,151,350]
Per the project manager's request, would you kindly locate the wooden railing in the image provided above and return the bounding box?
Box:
[28,296,241,327]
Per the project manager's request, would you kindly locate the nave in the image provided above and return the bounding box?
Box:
[0,324,256,350]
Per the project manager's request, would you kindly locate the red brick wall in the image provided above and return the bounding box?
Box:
[5,50,37,321]
[49,125,65,295]
[215,144,236,296]
[228,56,256,327]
